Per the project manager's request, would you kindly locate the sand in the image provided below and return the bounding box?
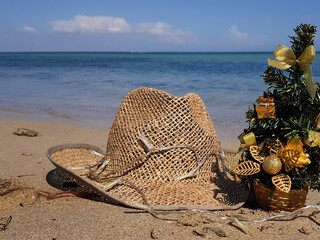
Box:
[0,117,319,240]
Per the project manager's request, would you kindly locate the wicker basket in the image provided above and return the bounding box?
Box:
[253,181,308,212]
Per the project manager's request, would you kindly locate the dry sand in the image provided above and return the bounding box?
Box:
[0,117,319,239]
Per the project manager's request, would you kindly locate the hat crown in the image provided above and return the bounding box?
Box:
[105,87,219,180]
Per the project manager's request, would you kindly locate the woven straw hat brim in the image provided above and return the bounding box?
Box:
[47,143,130,207]
[47,143,248,211]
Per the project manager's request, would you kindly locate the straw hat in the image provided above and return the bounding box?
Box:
[47,88,248,211]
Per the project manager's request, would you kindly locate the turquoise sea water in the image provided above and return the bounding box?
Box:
[1,52,320,139]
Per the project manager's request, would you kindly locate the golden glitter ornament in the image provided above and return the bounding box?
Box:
[262,155,282,175]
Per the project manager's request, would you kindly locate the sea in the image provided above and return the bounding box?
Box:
[1,52,320,140]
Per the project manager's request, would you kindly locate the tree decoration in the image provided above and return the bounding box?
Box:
[262,155,282,175]
[305,130,320,147]
[232,143,291,191]
[279,138,310,168]
[281,150,298,172]
[255,96,275,119]
[249,145,264,163]
[232,161,261,176]
[269,139,283,156]
[271,174,292,193]
[316,114,320,129]
[267,44,316,99]
[232,24,320,195]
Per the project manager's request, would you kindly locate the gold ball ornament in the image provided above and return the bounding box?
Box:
[262,155,282,175]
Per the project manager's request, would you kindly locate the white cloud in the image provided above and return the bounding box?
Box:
[137,22,192,43]
[23,25,36,32]
[228,25,248,41]
[49,15,193,44]
[51,15,131,33]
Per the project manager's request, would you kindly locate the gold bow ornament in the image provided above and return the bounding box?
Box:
[268,44,317,100]
[230,132,257,171]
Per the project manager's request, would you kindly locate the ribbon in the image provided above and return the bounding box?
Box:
[230,132,257,171]
[238,132,257,148]
[268,44,317,100]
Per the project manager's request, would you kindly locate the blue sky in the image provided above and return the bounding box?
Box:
[1,0,320,52]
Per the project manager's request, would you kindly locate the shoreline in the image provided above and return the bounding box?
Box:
[0,107,115,128]
[0,109,243,152]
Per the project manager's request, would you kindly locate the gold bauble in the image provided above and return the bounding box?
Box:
[262,155,282,175]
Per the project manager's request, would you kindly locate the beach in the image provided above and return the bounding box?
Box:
[2,0,320,238]
[1,52,320,239]
[1,116,319,240]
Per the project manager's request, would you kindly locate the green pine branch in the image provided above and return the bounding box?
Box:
[243,24,320,191]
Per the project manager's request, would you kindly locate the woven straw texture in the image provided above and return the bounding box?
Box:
[48,88,248,210]
[253,182,307,212]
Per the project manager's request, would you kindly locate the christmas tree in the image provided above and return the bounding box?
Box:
[232,24,320,193]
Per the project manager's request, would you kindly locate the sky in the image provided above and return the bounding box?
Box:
[1,0,320,52]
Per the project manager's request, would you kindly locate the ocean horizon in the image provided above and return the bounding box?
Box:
[1,52,320,140]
